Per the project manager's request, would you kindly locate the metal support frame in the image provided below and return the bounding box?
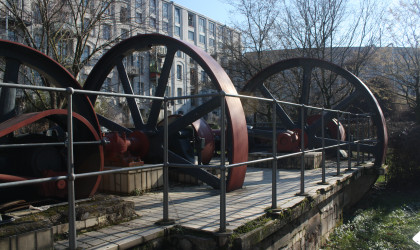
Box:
[66,88,77,250]
[367,116,371,160]
[356,114,360,165]
[362,116,365,163]
[163,97,169,222]
[321,108,326,183]
[347,112,352,171]
[219,92,227,233]
[299,104,305,195]
[336,113,341,176]
[271,99,277,209]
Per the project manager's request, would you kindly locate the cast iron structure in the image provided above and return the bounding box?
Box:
[242,58,388,166]
[0,40,103,201]
[83,34,248,191]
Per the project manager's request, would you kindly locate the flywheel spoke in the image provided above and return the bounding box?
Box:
[259,84,295,128]
[147,47,176,128]
[158,97,220,138]
[116,61,144,128]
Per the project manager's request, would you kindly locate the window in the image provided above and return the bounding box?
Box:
[176,51,183,58]
[162,2,169,19]
[176,65,182,80]
[175,26,181,37]
[57,40,69,56]
[149,17,156,28]
[174,8,181,24]
[83,18,90,32]
[33,4,41,24]
[34,34,42,48]
[140,82,144,95]
[81,46,90,61]
[149,0,156,15]
[199,18,205,33]
[103,24,111,40]
[188,31,194,41]
[162,22,169,33]
[135,12,142,23]
[135,0,142,9]
[165,86,170,96]
[218,26,223,37]
[103,78,111,91]
[209,22,215,36]
[188,13,194,27]
[199,35,205,44]
[140,56,144,74]
[226,29,232,42]
[121,28,129,40]
[209,38,215,47]
[177,87,182,104]
[120,6,129,23]
[200,70,207,83]
[102,2,111,15]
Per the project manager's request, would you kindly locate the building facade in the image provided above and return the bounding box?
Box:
[0,0,240,124]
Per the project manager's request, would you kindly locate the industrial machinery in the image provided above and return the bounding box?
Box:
[0,40,103,201]
[82,34,248,192]
[0,35,388,203]
[242,58,387,166]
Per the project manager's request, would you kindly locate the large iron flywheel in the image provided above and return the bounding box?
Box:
[242,58,388,166]
[0,40,103,201]
[84,34,248,191]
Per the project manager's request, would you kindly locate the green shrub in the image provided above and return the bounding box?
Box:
[387,125,420,187]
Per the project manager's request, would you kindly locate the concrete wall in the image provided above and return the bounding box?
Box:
[232,167,379,249]
[155,166,380,250]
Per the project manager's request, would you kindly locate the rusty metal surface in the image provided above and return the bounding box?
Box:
[242,58,387,166]
[0,110,103,198]
[0,40,103,199]
[84,34,248,191]
[191,118,215,165]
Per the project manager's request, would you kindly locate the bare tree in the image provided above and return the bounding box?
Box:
[385,0,420,123]
[276,0,386,109]
[225,0,386,124]
[226,0,282,83]
[0,0,149,111]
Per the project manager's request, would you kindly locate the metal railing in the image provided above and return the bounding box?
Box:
[0,82,374,249]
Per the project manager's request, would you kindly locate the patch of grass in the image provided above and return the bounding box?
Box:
[233,215,272,235]
[323,185,420,249]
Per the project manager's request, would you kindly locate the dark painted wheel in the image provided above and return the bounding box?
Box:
[0,40,103,200]
[84,34,248,191]
[242,58,387,166]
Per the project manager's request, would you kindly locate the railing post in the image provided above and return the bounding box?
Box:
[66,87,77,250]
[272,99,277,209]
[367,115,371,160]
[299,104,305,195]
[356,114,360,165]
[321,108,326,184]
[336,112,341,176]
[219,92,227,233]
[163,96,169,222]
[347,112,352,171]
[362,115,365,163]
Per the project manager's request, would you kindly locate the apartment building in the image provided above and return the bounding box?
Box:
[0,0,240,122]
